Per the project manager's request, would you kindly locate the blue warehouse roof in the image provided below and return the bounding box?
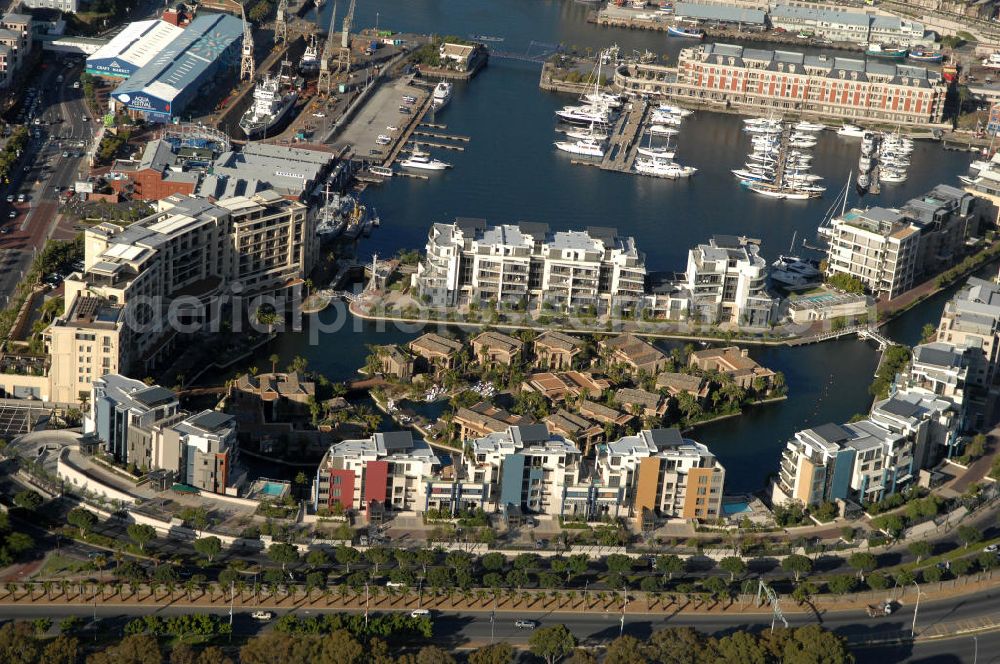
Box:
[674,2,766,25]
[113,12,243,108]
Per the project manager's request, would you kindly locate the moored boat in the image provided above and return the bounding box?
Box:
[866,44,908,60]
[668,25,705,39]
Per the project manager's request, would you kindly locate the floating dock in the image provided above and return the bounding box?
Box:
[566,99,648,175]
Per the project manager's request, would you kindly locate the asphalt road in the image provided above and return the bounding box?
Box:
[0,57,93,302]
[0,592,996,662]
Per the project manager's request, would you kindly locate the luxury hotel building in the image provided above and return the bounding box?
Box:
[614,43,948,126]
[45,190,313,403]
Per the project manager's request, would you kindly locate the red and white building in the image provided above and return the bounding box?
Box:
[614,43,948,127]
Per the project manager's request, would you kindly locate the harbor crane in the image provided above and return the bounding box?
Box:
[317,2,338,95]
[274,0,288,45]
[337,0,357,75]
[239,2,255,80]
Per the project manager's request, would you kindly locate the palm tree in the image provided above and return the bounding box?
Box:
[269,354,280,374]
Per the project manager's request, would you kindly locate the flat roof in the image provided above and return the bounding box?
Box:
[675,2,766,24]
[87,19,184,74]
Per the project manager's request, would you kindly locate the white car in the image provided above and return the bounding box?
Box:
[386,125,398,132]
[386,581,406,588]
[515,620,538,629]
[375,135,391,145]
[410,609,430,618]
[985,543,1000,553]
[312,112,326,118]
[250,611,273,621]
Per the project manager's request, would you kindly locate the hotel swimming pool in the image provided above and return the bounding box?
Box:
[722,501,752,516]
[260,481,287,497]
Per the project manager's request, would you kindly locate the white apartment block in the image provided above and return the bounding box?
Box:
[465,424,583,517]
[85,374,237,494]
[0,13,31,90]
[413,219,647,313]
[20,0,78,12]
[313,432,446,516]
[773,420,915,508]
[46,190,313,403]
[826,186,978,301]
[595,428,725,522]
[870,390,960,470]
[825,207,920,300]
[683,235,774,327]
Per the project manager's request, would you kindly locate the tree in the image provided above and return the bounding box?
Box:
[366,546,391,575]
[529,624,577,664]
[604,635,646,664]
[468,642,514,664]
[605,554,633,576]
[957,525,983,548]
[826,575,857,595]
[193,536,222,563]
[716,631,768,664]
[269,353,280,374]
[908,541,932,564]
[847,552,878,582]
[922,566,944,583]
[42,635,79,664]
[481,551,505,572]
[335,545,360,573]
[647,626,709,663]
[67,508,97,536]
[86,633,162,664]
[655,554,684,581]
[719,556,746,582]
[13,490,42,511]
[781,554,813,583]
[413,645,455,664]
[0,622,40,664]
[127,524,156,552]
[306,548,329,568]
[778,624,853,664]
[267,542,299,572]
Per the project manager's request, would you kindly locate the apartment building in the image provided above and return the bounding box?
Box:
[772,420,914,508]
[870,390,960,470]
[897,341,970,408]
[936,277,1000,427]
[683,235,775,326]
[45,190,312,403]
[313,431,447,515]
[413,219,647,313]
[465,424,583,516]
[614,44,948,126]
[85,374,237,493]
[0,12,31,90]
[595,428,725,523]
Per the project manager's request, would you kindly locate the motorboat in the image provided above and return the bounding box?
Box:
[648,124,680,136]
[556,104,614,126]
[667,26,704,39]
[650,112,683,126]
[732,168,771,181]
[656,104,692,118]
[400,146,452,170]
[789,139,818,148]
[638,145,676,159]
[837,124,866,138]
[880,169,907,183]
[786,171,822,182]
[635,157,697,178]
[432,81,453,111]
[584,92,623,108]
[771,255,822,290]
[554,137,605,157]
[794,121,825,132]
[369,165,393,177]
[857,172,871,189]
[908,47,943,63]
[859,156,873,173]
[566,123,609,141]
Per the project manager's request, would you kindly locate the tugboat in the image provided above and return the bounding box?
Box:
[299,34,320,74]
[667,25,705,39]
[866,44,908,60]
[239,72,299,139]
[908,47,944,63]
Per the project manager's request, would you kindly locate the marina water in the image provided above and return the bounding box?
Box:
[264,0,978,492]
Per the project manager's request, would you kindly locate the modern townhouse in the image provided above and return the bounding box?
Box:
[682,235,775,327]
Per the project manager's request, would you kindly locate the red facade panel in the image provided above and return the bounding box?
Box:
[363,460,388,513]
[327,469,356,511]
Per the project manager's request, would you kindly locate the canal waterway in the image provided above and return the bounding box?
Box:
[254,0,979,492]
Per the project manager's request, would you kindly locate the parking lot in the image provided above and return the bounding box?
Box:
[336,78,430,160]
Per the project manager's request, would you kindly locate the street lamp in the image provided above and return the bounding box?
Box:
[974,635,979,664]
[619,583,628,637]
[910,581,922,638]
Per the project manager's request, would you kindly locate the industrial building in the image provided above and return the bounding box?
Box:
[673,2,767,30]
[110,13,243,122]
[85,19,184,79]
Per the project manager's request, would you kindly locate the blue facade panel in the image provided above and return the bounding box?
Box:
[499,453,525,508]
[829,448,856,501]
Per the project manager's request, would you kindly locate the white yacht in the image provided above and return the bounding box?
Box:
[635,157,696,179]
[554,137,605,157]
[583,92,622,108]
[400,146,452,170]
[556,104,614,126]
[565,123,609,141]
[650,112,683,126]
[794,121,825,132]
[657,103,692,118]
[239,74,298,139]
[648,124,679,136]
[432,81,453,111]
[837,124,866,138]
[637,145,675,159]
